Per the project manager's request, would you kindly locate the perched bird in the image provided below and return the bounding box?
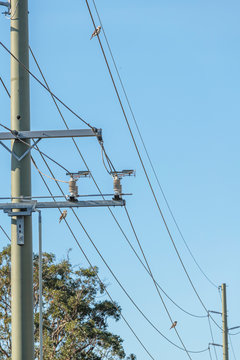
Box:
[90,26,101,40]
[59,210,67,223]
[170,321,177,330]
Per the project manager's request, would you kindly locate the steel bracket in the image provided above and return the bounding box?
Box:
[0,138,41,162]
[3,202,37,246]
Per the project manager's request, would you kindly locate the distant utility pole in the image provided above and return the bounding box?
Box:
[10,0,33,359]
[221,283,229,360]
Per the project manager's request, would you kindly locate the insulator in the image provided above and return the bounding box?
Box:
[69,178,78,198]
[113,176,122,196]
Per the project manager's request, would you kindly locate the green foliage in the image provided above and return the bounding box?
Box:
[0,246,135,360]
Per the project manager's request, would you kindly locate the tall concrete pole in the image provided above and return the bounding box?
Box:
[10,0,34,358]
[222,283,229,360]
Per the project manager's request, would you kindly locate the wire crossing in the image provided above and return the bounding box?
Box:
[90,0,218,290]
[84,0,223,332]
[28,46,209,322]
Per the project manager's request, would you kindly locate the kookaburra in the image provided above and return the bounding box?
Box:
[170,321,177,330]
[90,26,101,40]
[59,210,67,223]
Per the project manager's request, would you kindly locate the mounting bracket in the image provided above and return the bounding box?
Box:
[0,138,41,162]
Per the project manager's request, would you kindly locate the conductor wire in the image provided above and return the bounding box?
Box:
[35,149,209,356]
[91,0,218,290]
[32,156,156,360]
[0,225,10,242]
[0,76,10,98]
[29,46,210,321]
[0,41,94,129]
[85,0,222,331]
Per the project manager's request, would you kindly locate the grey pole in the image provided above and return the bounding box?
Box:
[222,283,229,360]
[10,0,33,358]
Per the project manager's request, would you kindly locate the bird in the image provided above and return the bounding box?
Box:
[170,321,177,330]
[59,210,67,223]
[90,26,101,40]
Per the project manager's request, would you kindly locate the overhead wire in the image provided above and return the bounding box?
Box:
[35,148,209,356]
[91,0,218,290]
[1,45,216,357]
[208,314,219,360]
[84,0,222,331]
[0,225,10,242]
[229,335,237,360]
[0,76,10,97]
[31,155,156,360]
[208,347,213,360]
[28,46,209,321]
[123,205,203,358]
[0,41,93,129]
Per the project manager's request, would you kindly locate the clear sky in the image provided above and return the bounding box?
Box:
[0,0,240,359]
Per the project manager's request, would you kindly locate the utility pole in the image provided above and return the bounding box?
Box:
[222,283,229,360]
[10,0,33,358]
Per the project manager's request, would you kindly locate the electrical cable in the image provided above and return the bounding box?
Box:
[31,156,156,360]
[229,331,240,336]
[208,314,219,360]
[123,205,201,358]
[29,46,211,321]
[0,41,93,129]
[84,0,223,331]
[208,347,213,360]
[1,42,212,357]
[0,225,10,242]
[0,76,10,98]
[91,0,218,290]
[31,157,68,183]
[35,149,209,356]
[229,335,237,360]
[0,122,70,173]
[124,206,207,319]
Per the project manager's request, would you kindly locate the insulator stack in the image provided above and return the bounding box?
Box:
[113,176,122,200]
[69,178,78,199]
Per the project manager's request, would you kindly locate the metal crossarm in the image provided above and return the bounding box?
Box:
[0,128,102,140]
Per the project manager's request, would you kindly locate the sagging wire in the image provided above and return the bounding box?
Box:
[28,46,212,323]
[0,225,10,242]
[32,155,156,360]
[36,149,209,356]
[0,76,10,98]
[91,0,218,291]
[0,41,94,129]
[208,313,219,360]
[31,157,68,184]
[84,0,223,332]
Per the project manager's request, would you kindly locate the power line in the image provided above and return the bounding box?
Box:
[31,155,156,360]
[124,206,207,319]
[229,335,237,360]
[0,225,10,242]
[208,314,219,360]
[0,41,93,129]
[123,206,200,359]
[36,149,209,356]
[0,76,10,97]
[27,46,210,321]
[84,0,222,332]
[90,0,218,290]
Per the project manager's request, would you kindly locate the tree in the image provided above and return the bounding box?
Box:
[0,245,136,360]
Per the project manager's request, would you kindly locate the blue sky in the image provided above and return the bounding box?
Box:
[0,0,240,359]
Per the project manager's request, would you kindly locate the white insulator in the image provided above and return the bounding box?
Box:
[113,176,122,196]
[69,178,78,198]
